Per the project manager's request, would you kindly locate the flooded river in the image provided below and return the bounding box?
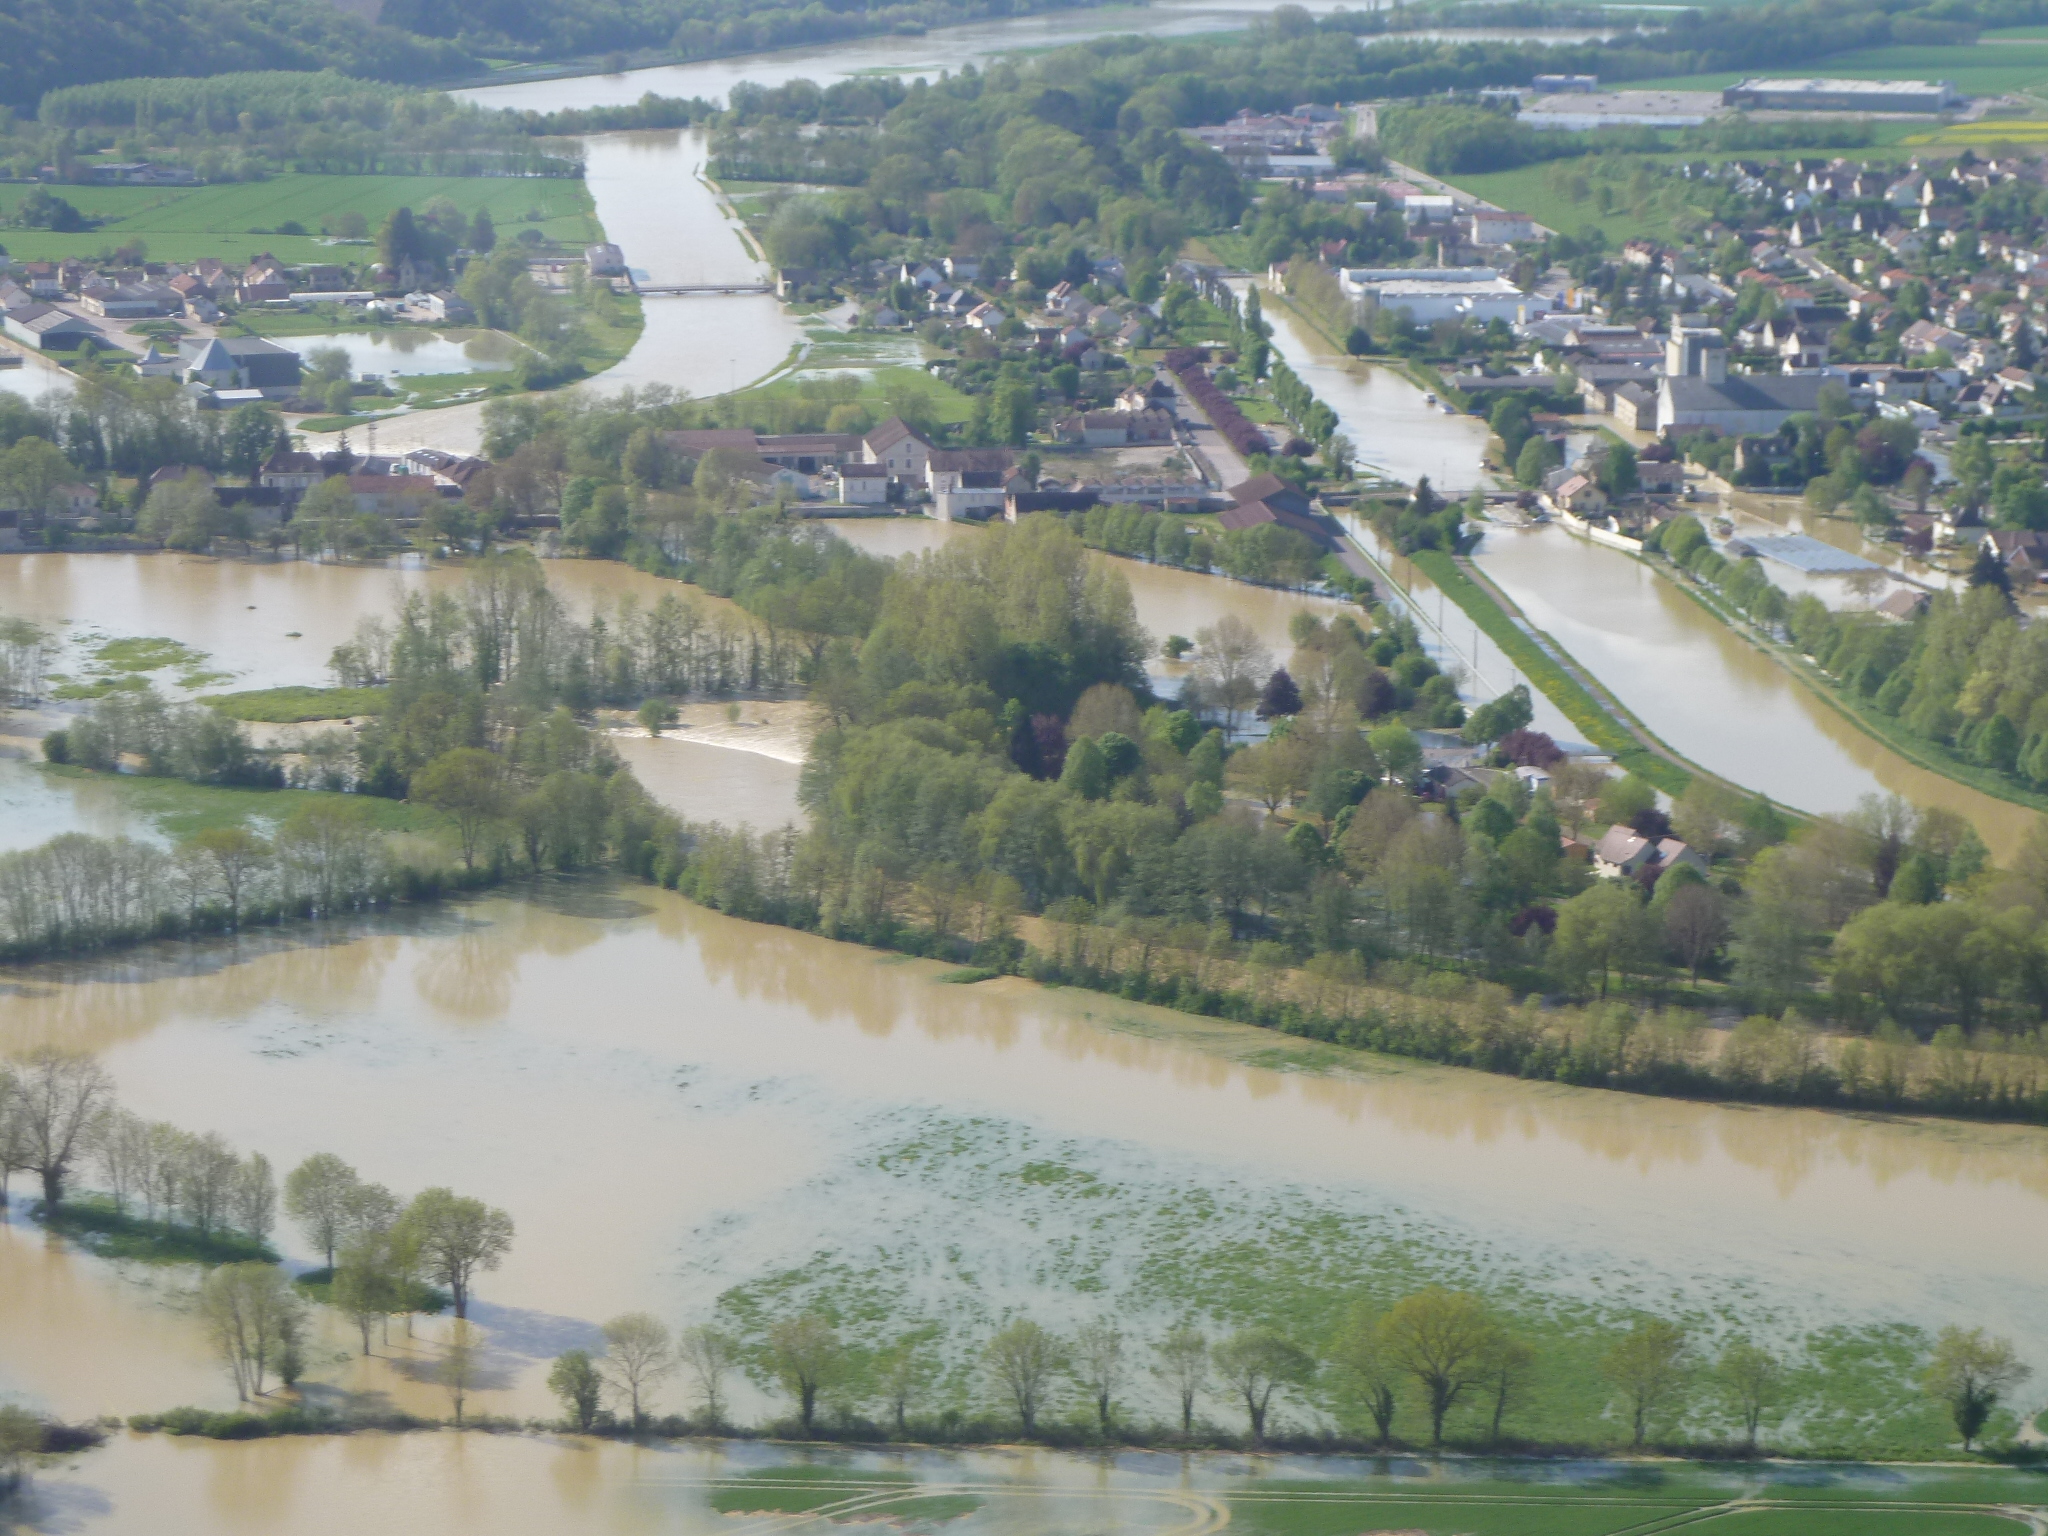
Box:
[1253,288,2037,843]
[6,885,2048,1532]
[4,15,2047,1532]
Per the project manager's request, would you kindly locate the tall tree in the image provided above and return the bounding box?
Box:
[768,1313,845,1437]
[283,1152,361,1271]
[986,1320,1062,1436]
[1211,1327,1313,1444]
[677,1326,737,1428]
[1329,1304,1400,1447]
[1154,1324,1209,1436]
[1069,1321,1125,1436]
[1379,1288,1496,1449]
[400,1187,514,1320]
[10,1047,112,1209]
[441,1319,481,1425]
[1717,1336,1782,1454]
[549,1350,603,1432]
[1923,1327,2030,1452]
[1603,1319,1689,1449]
[601,1312,675,1431]
[198,1262,302,1400]
[409,748,509,871]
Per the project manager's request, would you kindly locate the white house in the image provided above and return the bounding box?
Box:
[829,462,890,504]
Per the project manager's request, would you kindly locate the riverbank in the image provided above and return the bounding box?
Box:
[1641,536,2048,818]
[429,0,1133,92]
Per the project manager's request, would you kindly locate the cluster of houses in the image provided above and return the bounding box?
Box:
[852,256,1157,368]
[0,445,490,546]
[0,252,472,402]
[1190,104,1346,177]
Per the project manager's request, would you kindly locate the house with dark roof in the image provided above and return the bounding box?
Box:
[1656,371,1827,435]
[862,418,933,478]
[2,305,100,351]
[1218,473,1332,546]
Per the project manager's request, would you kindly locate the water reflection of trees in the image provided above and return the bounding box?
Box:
[662,887,2048,1203]
[7,887,2048,1212]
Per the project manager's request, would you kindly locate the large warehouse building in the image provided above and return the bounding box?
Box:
[1720,77,1962,112]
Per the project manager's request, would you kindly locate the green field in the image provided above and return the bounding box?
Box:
[1440,142,1924,245]
[678,1466,2048,1535]
[1625,40,2048,98]
[0,173,599,266]
[38,762,455,843]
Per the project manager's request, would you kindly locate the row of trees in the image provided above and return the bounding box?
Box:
[538,1298,2032,1456]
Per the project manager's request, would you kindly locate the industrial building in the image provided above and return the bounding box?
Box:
[1720,77,1962,113]
[1338,267,1528,324]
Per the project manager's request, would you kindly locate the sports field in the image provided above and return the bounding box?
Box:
[0,173,599,266]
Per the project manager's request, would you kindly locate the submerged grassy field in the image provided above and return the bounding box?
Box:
[701,1098,2005,1459]
[0,173,599,266]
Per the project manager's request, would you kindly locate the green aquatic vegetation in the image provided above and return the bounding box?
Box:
[49,673,152,699]
[176,671,237,690]
[704,1113,1973,1456]
[93,636,208,674]
[39,1197,278,1267]
[203,685,388,722]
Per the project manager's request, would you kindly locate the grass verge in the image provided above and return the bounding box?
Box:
[202,685,388,721]
[39,1196,277,1266]
[1649,555,2048,815]
[37,762,452,841]
[1407,547,1691,794]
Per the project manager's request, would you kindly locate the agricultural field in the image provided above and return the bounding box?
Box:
[1624,39,2048,98]
[1439,142,1925,246]
[677,1463,2048,1535]
[0,173,599,266]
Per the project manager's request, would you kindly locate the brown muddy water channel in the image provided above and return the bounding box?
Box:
[5,890,2048,1503]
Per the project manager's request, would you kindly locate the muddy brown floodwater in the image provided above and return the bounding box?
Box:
[5,888,2048,1451]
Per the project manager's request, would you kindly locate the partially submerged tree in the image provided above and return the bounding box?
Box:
[601,1312,675,1431]
[284,1153,362,1271]
[399,1187,513,1320]
[199,1262,303,1400]
[10,1048,112,1209]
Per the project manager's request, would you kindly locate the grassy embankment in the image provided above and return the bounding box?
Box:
[38,761,452,842]
[38,1196,278,1266]
[1407,548,1688,793]
[1643,547,2048,815]
[202,685,388,721]
[0,173,599,266]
